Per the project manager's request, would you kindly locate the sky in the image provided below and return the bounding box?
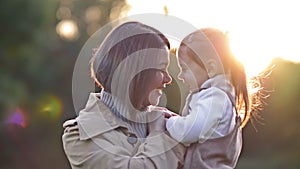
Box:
[126,0,300,77]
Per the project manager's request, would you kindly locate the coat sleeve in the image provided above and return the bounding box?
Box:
[62,125,185,169]
[133,132,185,169]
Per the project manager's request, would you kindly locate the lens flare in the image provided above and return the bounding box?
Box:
[38,94,63,120]
[5,108,27,128]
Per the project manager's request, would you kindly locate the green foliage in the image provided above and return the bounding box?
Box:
[0,0,128,168]
[0,0,56,116]
[237,58,300,169]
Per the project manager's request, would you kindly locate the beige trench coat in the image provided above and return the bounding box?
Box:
[62,93,185,169]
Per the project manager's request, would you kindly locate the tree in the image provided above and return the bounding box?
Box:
[0,0,129,168]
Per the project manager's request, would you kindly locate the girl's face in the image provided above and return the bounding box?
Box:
[131,48,172,110]
[177,45,209,92]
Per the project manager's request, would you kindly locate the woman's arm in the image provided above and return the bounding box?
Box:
[62,118,185,169]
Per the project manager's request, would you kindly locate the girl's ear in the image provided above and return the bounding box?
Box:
[206,59,218,78]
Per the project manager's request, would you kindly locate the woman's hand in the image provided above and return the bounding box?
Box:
[147,110,166,135]
[147,107,180,135]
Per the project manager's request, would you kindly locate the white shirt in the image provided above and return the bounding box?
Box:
[166,74,236,145]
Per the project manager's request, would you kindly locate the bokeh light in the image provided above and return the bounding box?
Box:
[109,1,130,21]
[5,108,27,128]
[85,6,103,36]
[56,19,79,41]
[85,6,102,23]
[38,94,63,120]
[56,6,72,20]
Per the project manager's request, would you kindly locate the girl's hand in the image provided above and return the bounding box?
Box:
[164,111,178,119]
[149,106,179,119]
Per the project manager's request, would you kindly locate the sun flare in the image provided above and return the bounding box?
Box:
[126,0,300,77]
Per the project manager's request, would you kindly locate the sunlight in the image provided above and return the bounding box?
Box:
[126,0,300,77]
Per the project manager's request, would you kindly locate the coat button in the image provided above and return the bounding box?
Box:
[127,133,137,145]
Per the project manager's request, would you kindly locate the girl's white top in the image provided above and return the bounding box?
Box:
[166,74,237,145]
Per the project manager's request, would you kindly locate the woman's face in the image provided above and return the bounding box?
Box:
[131,48,172,110]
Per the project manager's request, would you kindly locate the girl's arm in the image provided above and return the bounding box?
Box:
[166,88,230,145]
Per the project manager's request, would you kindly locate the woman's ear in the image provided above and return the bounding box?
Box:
[206,59,218,78]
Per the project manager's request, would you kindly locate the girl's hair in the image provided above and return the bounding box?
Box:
[90,21,170,93]
[190,28,261,127]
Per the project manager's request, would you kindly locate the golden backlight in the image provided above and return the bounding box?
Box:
[126,0,300,77]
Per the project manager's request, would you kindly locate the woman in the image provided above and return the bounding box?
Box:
[62,21,185,169]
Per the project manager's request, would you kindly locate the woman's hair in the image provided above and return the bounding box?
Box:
[90,21,170,93]
[186,28,263,127]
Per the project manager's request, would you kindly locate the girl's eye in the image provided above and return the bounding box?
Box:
[160,68,167,73]
[160,70,168,75]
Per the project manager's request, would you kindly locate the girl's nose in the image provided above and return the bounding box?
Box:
[177,72,183,81]
[163,72,172,84]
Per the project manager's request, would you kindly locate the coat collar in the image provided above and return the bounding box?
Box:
[77,93,127,140]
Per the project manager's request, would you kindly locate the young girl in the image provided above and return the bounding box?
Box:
[166,28,260,169]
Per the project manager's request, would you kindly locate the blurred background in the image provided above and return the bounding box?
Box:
[0,0,299,169]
